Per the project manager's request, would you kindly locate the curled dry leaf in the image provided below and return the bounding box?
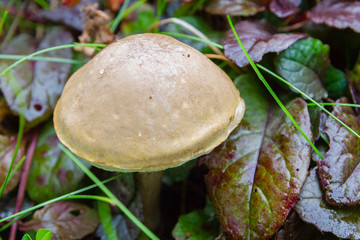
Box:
[307,0,360,33]
[19,201,99,240]
[0,28,73,127]
[269,0,301,18]
[223,21,306,67]
[317,97,360,205]
[295,168,360,239]
[200,74,312,240]
[205,0,268,16]
[0,135,27,196]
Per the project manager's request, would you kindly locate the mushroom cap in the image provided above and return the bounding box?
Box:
[54,33,245,172]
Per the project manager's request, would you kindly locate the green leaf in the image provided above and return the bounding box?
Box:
[21,234,32,240]
[36,229,51,240]
[172,199,219,240]
[323,65,347,99]
[26,121,88,202]
[97,201,118,240]
[275,38,329,100]
[121,4,157,35]
[19,201,99,240]
[295,168,360,239]
[200,74,312,239]
[317,97,360,205]
[0,27,73,126]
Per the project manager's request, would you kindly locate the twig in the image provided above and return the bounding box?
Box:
[9,127,40,240]
[205,54,242,75]
[147,18,224,56]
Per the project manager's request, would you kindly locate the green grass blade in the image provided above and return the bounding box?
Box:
[160,32,224,49]
[307,102,360,108]
[122,0,147,20]
[0,114,25,197]
[226,15,323,159]
[0,174,122,227]
[110,0,131,32]
[256,64,360,140]
[58,144,160,240]
[97,201,119,240]
[0,43,106,78]
[0,54,85,64]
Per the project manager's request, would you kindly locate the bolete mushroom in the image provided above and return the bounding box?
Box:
[53,33,245,231]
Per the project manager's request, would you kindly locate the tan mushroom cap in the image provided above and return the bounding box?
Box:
[54,33,245,172]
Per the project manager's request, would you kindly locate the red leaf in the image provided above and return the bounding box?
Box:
[269,0,301,18]
[61,0,82,7]
[307,0,360,33]
[223,21,306,67]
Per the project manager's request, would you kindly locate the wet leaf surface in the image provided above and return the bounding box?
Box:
[200,74,312,240]
[205,0,268,16]
[26,121,87,203]
[0,134,27,196]
[269,0,301,18]
[323,65,347,99]
[0,28,73,126]
[275,38,329,100]
[274,211,338,240]
[19,201,99,240]
[295,168,360,239]
[317,97,360,205]
[307,0,360,33]
[224,21,306,67]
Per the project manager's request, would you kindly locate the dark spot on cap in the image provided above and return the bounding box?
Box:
[187,54,190,57]
[149,96,152,100]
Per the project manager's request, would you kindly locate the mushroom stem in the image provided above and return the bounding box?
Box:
[135,171,164,231]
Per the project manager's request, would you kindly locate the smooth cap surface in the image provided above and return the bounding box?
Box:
[54,33,245,172]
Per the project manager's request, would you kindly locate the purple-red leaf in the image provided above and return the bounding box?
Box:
[205,0,269,16]
[269,0,301,18]
[295,168,360,239]
[223,21,306,67]
[307,0,360,33]
[317,97,360,205]
[19,201,99,240]
[0,28,73,127]
[200,74,312,240]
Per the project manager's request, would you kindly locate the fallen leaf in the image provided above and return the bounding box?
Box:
[200,74,312,240]
[205,0,268,16]
[0,28,73,127]
[275,211,338,240]
[307,0,360,33]
[61,0,82,7]
[317,97,360,205]
[20,201,99,240]
[26,121,88,203]
[269,0,301,18]
[38,0,99,31]
[275,38,329,100]
[0,135,27,196]
[224,20,306,67]
[295,168,360,239]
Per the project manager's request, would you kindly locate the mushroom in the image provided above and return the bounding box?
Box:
[53,33,245,231]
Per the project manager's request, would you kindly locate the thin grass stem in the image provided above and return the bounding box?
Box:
[0,54,85,64]
[226,15,323,159]
[256,64,360,140]
[0,43,106,77]
[58,144,159,240]
[110,0,131,32]
[0,115,25,197]
[0,174,122,226]
[160,32,223,49]
[122,0,147,19]
[307,102,360,108]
